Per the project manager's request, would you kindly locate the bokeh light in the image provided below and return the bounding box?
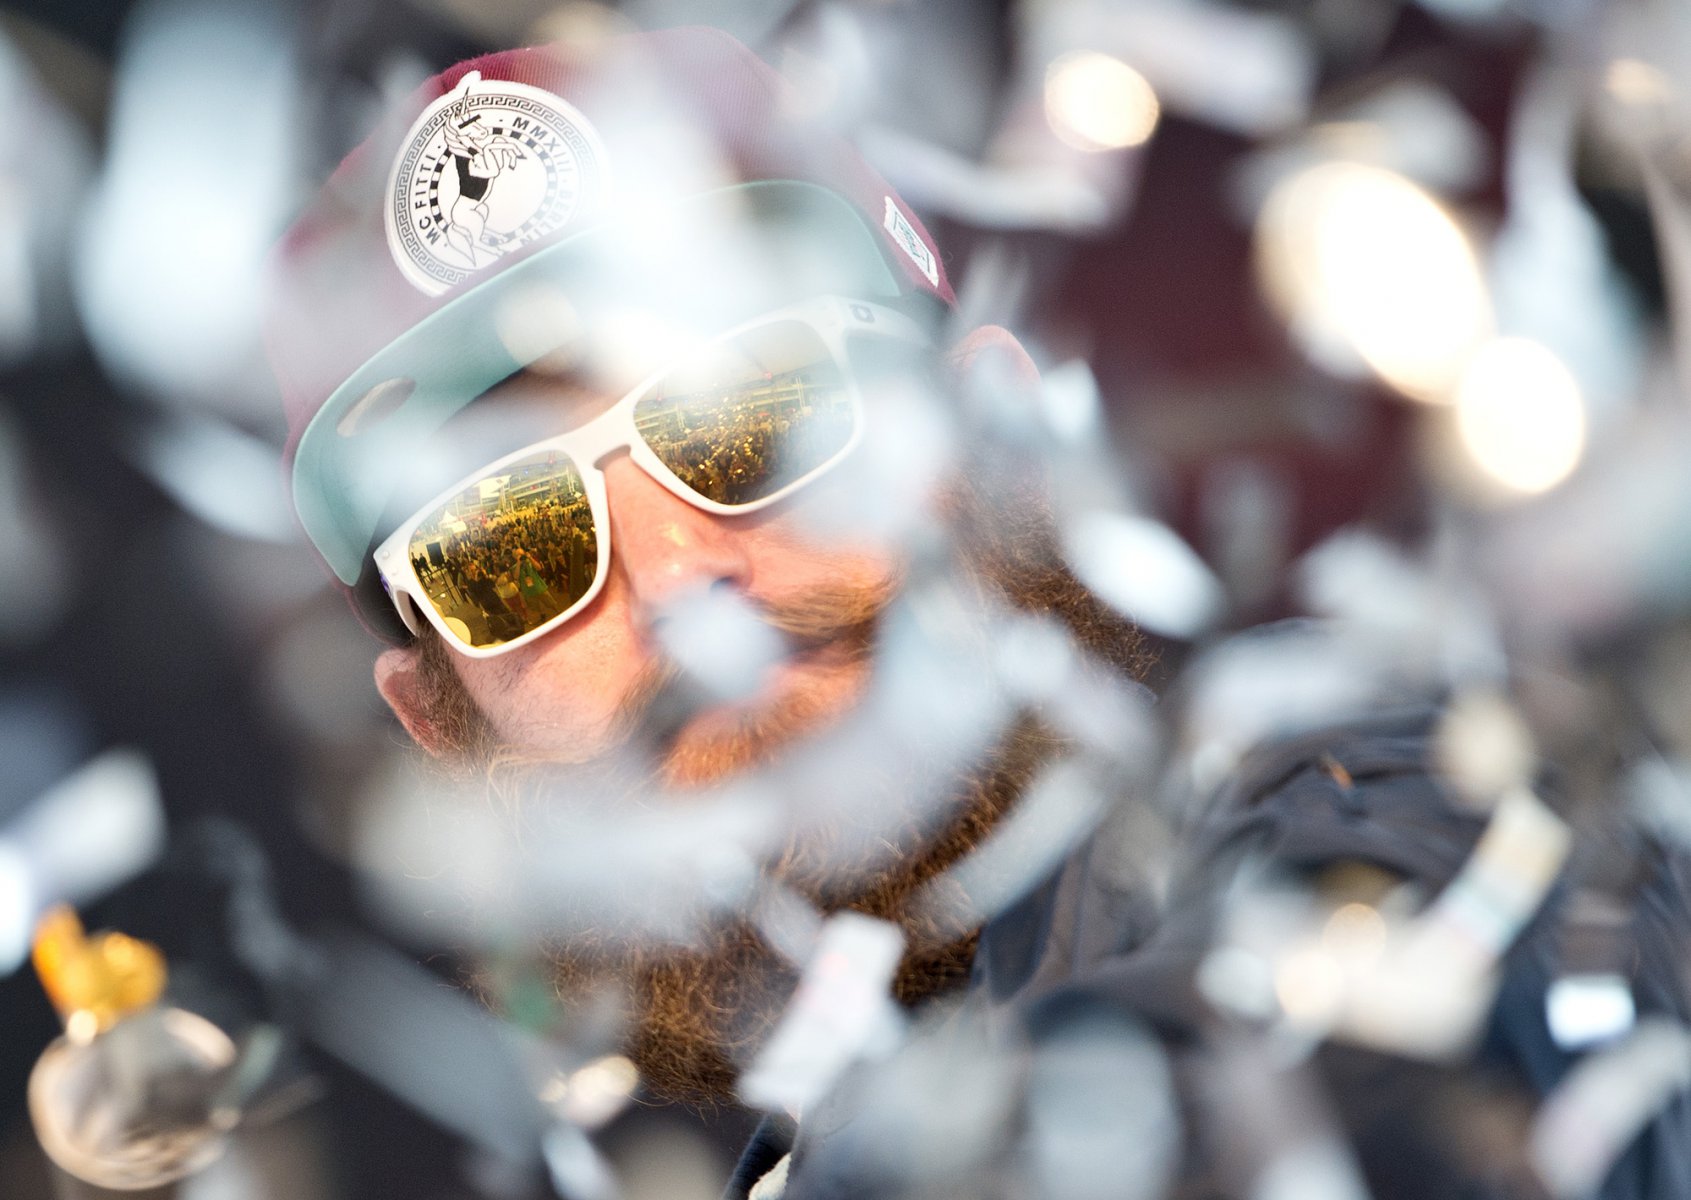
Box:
[1044,52,1161,152]
[1256,161,1492,402]
[1605,58,1674,109]
[1320,903,1386,962]
[1454,337,1586,495]
[1273,945,1344,1025]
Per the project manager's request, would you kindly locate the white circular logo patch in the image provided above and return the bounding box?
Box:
[384,71,610,296]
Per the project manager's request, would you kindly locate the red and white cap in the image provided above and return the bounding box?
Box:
[268,26,953,587]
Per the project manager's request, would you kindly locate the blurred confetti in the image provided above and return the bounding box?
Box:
[1530,1019,1691,1199]
[13,3,1691,1200]
[74,0,298,412]
[737,912,904,1114]
[0,749,164,976]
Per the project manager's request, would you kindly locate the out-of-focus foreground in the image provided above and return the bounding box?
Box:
[2,0,1690,1198]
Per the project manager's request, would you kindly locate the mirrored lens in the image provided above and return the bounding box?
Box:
[633,321,855,506]
[405,450,598,649]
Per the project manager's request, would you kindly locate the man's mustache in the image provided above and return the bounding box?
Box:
[619,578,897,755]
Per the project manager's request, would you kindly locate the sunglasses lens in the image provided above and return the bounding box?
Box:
[405,450,598,648]
[633,321,856,506]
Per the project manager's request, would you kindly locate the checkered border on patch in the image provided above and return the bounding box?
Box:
[882,196,938,287]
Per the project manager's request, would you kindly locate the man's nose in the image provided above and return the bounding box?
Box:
[601,455,752,619]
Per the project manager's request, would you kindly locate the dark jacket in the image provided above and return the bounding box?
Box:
[730,710,1691,1200]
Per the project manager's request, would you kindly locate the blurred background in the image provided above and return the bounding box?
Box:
[0,0,1688,1196]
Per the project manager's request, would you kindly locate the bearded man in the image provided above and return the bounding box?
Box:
[272,25,1168,1199]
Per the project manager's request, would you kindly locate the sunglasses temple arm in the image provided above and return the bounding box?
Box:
[382,572,427,639]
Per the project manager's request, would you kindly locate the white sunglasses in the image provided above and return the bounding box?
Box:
[373,295,930,657]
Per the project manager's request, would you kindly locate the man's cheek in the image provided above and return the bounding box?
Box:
[460,645,629,751]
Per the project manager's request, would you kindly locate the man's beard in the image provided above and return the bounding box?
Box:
[409,493,1146,1109]
[534,712,1062,1110]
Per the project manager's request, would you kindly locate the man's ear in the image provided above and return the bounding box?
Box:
[373,644,449,756]
[946,324,1041,397]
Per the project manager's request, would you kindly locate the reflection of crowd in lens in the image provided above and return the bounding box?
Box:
[408,371,850,646]
[637,375,852,506]
[412,477,597,645]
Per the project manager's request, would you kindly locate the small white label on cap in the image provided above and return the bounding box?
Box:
[385,71,612,296]
[883,196,939,287]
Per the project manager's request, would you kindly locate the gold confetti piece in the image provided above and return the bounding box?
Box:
[31,906,166,1037]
